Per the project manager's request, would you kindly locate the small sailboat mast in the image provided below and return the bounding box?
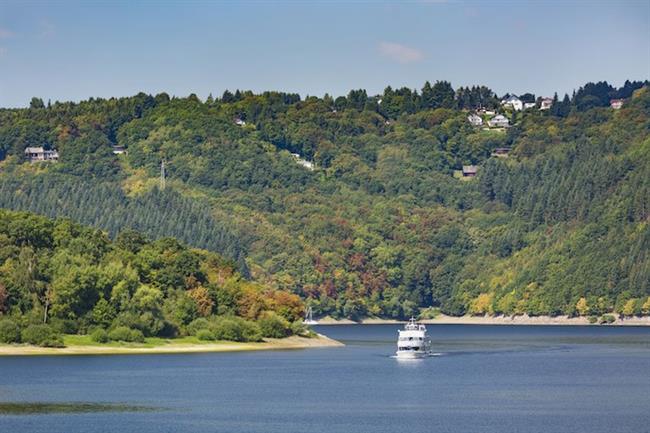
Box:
[303,306,319,325]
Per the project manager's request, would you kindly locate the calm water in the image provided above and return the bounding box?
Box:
[1,324,650,433]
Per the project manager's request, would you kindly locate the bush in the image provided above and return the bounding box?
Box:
[600,314,616,324]
[196,329,216,341]
[90,328,110,343]
[0,319,21,344]
[112,312,164,337]
[258,312,290,338]
[290,320,307,336]
[239,319,262,342]
[108,326,145,343]
[187,318,210,336]
[290,320,316,337]
[212,317,262,342]
[49,318,78,335]
[21,324,64,347]
[588,316,598,324]
[212,317,243,341]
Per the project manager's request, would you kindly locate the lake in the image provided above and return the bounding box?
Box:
[1,324,650,433]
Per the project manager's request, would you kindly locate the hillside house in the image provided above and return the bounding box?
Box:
[488,114,510,128]
[491,147,511,157]
[234,118,246,126]
[24,147,58,162]
[501,95,523,111]
[467,113,483,126]
[462,165,478,177]
[540,97,553,110]
[291,153,315,171]
[112,146,127,155]
[610,99,624,110]
[524,102,536,109]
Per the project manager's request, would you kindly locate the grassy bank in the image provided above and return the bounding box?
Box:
[0,333,343,356]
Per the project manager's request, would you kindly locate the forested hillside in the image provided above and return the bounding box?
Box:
[0,209,304,346]
[0,80,648,321]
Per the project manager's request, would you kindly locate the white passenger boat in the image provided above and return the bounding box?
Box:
[396,318,432,359]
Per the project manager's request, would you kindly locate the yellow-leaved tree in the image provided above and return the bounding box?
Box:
[641,297,650,315]
[621,299,637,317]
[470,293,494,316]
[576,297,589,316]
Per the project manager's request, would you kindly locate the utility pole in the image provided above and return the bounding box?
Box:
[160,159,166,190]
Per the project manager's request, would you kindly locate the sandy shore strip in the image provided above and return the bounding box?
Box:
[317,315,650,326]
[0,333,343,356]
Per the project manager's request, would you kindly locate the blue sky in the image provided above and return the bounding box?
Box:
[0,0,648,107]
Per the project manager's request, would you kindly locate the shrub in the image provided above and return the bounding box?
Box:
[108,326,145,343]
[21,324,64,347]
[600,314,616,324]
[49,318,78,335]
[90,328,110,343]
[239,319,262,342]
[187,318,210,336]
[212,317,261,342]
[291,320,314,337]
[212,317,243,341]
[588,316,598,324]
[196,329,216,341]
[258,312,290,338]
[0,319,21,344]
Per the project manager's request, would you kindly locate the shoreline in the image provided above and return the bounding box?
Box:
[0,333,343,357]
[316,314,650,326]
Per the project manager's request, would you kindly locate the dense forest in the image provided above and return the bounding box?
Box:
[0,209,305,346]
[0,79,648,324]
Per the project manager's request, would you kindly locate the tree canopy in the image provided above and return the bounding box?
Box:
[0,79,648,321]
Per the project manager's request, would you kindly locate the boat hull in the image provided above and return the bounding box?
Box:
[395,350,430,359]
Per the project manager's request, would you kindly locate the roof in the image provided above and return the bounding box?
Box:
[502,95,521,102]
[462,165,478,174]
[25,147,45,153]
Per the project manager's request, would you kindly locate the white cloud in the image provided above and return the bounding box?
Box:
[379,42,424,64]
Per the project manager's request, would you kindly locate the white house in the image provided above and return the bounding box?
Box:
[24,147,58,162]
[234,118,246,126]
[540,97,553,111]
[488,114,510,128]
[610,99,624,110]
[467,114,483,126]
[112,146,127,155]
[523,102,536,110]
[501,95,523,111]
[291,153,315,171]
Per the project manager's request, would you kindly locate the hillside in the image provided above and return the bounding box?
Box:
[0,80,648,321]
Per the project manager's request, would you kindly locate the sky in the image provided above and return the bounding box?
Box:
[0,0,649,108]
